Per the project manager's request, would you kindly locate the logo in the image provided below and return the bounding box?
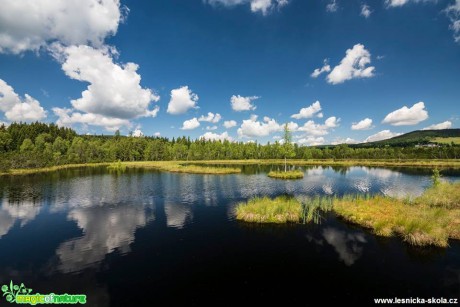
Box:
[2,281,86,305]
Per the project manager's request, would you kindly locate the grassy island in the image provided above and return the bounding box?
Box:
[236,181,460,247]
[268,170,304,179]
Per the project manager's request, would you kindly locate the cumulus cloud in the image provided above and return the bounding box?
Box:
[206,125,218,130]
[351,118,373,130]
[326,0,338,12]
[297,136,325,146]
[326,44,375,84]
[382,102,428,126]
[291,101,322,119]
[422,121,452,130]
[181,118,200,130]
[131,129,144,137]
[53,107,130,131]
[365,130,402,142]
[0,79,47,122]
[55,45,159,120]
[446,0,460,42]
[361,4,372,18]
[200,131,233,142]
[331,137,357,145]
[205,0,288,15]
[223,120,237,128]
[311,62,331,78]
[298,117,340,136]
[231,95,258,111]
[237,115,281,138]
[0,0,126,54]
[199,112,221,123]
[167,86,199,115]
[154,132,161,137]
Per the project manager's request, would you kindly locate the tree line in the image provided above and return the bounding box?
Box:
[0,122,459,171]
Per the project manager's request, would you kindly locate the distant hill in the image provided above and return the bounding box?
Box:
[353,129,460,148]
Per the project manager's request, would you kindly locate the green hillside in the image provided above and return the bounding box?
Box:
[355,129,460,147]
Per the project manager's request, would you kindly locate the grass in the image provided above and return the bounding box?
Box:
[236,182,460,247]
[125,161,241,174]
[268,170,304,179]
[432,137,460,145]
[235,195,302,223]
[107,160,126,172]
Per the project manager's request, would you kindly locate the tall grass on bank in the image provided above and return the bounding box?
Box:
[126,161,241,174]
[236,181,460,247]
[268,170,304,179]
[235,196,302,223]
[107,160,126,172]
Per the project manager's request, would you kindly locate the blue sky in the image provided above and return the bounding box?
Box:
[0,0,459,145]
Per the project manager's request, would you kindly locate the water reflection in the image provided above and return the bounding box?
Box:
[0,200,42,237]
[56,204,154,273]
[306,226,367,266]
[322,227,367,266]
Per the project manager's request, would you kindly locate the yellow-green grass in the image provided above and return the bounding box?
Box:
[192,159,460,168]
[432,137,460,145]
[121,161,241,174]
[268,170,304,179]
[235,196,302,223]
[236,182,460,247]
[0,163,110,176]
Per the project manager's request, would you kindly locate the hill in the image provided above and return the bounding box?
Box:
[355,129,460,147]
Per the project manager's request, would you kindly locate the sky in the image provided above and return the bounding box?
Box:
[0,0,459,145]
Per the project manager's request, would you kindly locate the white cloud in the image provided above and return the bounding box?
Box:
[167,86,199,115]
[237,115,281,138]
[231,95,258,111]
[199,112,221,123]
[0,0,125,54]
[206,0,288,15]
[325,116,340,128]
[382,102,428,126]
[223,120,237,128]
[311,62,331,78]
[131,129,144,137]
[291,101,322,119]
[446,0,460,42]
[298,116,340,136]
[361,4,372,18]
[154,132,161,137]
[326,0,338,12]
[181,117,200,130]
[55,45,159,120]
[422,121,452,130]
[385,0,409,7]
[286,121,299,131]
[206,125,218,130]
[200,131,233,142]
[351,118,373,130]
[297,136,325,146]
[53,107,130,131]
[326,44,375,84]
[0,79,47,122]
[331,137,357,145]
[365,130,402,142]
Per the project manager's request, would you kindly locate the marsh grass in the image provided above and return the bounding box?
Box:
[268,170,304,179]
[332,187,460,247]
[235,195,302,223]
[299,196,333,224]
[126,161,241,174]
[107,160,126,172]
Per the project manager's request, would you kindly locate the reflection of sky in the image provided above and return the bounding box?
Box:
[306,226,367,266]
[56,204,154,273]
[0,199,41,237]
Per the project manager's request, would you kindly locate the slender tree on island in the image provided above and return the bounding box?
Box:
[282,123,295,172]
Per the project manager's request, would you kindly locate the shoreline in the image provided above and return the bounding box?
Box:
[1,159,460,176]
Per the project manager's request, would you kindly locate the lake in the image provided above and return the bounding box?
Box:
[0,165,459,305]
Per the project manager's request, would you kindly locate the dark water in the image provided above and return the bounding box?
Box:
[0,166,459,306]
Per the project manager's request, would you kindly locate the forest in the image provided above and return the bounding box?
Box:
[0,122,459,171]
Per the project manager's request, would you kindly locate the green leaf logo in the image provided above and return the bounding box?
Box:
[1,281,33,304]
